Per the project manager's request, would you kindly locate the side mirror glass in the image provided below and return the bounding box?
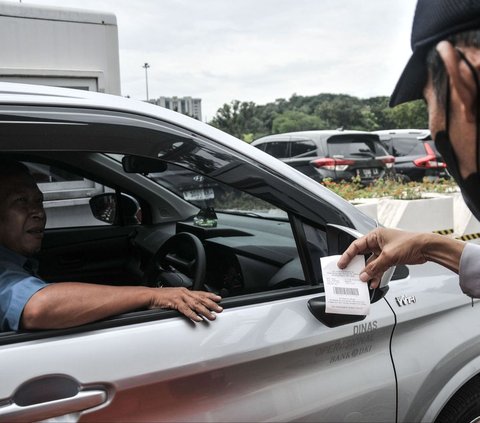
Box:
[90,193,141,225]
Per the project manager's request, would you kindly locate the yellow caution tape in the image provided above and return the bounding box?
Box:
[432,229,480,240]
[456,233,480,241]
[433,229,454,235]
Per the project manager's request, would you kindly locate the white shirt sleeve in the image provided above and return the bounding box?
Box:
[459,242,480,298]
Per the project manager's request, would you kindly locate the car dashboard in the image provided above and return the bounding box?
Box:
[129,214,308,297]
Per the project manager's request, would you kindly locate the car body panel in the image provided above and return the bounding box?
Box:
[1,293,396,422]
[385,261,480,422]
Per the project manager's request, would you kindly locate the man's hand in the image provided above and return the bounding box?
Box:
[337,228,430,289]
[337,228,465,289]
[149,287,223,322]
[23,283,223,330]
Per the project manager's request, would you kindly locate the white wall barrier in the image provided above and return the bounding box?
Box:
[376,196,454,233]
[351,193,480,242]
[453,193,480,241]
[350,198,378,221]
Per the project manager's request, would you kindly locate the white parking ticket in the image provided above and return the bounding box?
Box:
[320,255,370,315]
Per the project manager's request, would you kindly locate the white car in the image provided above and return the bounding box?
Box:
[0,83,478,423]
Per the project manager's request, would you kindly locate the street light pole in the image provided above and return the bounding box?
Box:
[142,62,150,101]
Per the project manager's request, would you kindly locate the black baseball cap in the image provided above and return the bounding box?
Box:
[390,0,480,107]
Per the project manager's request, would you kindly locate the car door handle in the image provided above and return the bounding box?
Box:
[0,389,107,422]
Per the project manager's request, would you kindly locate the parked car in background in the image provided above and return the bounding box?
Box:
[2,83,480,423]
[374,129,449,182]
[252,130,395,185]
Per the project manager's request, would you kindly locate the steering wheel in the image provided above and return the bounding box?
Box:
[144,232,206,290]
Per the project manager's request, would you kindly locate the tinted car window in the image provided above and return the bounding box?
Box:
[150,163,287,219]
[327,136,387,157]
[391,138,425,156]
[290,140,317,157]
[264,141,289,158]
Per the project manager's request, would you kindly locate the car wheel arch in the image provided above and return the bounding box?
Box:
[420,356,480,422]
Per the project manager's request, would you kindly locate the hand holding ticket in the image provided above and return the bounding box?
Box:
[320,254,370,315]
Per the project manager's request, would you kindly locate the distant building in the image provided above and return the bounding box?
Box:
[151,96,202,120]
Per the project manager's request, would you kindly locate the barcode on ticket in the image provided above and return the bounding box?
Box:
[333,287,359,296]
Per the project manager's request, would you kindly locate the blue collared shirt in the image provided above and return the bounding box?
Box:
[0,245,47,331]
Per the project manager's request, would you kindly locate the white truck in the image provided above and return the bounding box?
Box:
[0,0,120,95]
[0,1,121,227]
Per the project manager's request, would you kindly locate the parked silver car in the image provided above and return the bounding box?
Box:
[0,83,478,423]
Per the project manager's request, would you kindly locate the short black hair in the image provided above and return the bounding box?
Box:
[426,29,480,106]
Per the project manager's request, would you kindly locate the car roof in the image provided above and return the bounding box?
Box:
[0,81,248,150]
[252,129,379,145]
[373,129,431,140]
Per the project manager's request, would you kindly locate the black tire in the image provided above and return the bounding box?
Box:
[436,377,480,423]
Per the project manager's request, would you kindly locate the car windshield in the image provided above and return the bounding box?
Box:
[107,155,288,220]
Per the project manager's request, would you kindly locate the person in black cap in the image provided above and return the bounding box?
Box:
[338,0,480,297]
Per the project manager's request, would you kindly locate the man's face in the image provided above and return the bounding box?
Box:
[423,45,478,179]
[0,173,46,256]
[423,76,443,140]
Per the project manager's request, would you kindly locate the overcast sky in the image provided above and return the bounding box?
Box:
[19,0,417,121]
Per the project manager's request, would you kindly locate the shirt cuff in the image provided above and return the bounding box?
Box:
[459,243,480,298]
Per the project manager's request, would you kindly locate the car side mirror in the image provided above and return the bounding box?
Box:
[90,193,141,225]
[307,224,395,328]
[326,223,395,292]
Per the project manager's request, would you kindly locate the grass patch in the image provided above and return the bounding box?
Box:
[321,176,458,201]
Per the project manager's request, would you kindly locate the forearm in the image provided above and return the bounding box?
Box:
[21,282,153,330]
[421,233,466,274]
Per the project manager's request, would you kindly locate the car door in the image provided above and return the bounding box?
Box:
[1,260,397,423]
[0,103,397,422]
[384,261,480,422]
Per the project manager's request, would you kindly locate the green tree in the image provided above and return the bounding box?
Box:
[210,100,264,139]
[209,94,428,142]
[384,100,428,129]
[272,110,325,133]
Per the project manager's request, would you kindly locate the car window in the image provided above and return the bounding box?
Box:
[327,135,387,157]
[264,141,290,158]
[0,105,369,342]
[24,161,125,229]
[290,140,317,158]
[147,163,288,219]
[391,137,425,156]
